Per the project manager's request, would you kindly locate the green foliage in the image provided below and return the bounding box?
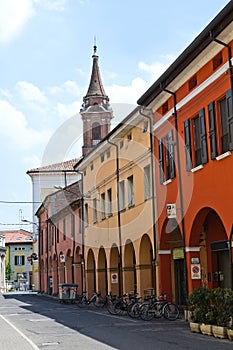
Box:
[187,287,233,327]
[5,263,12,281]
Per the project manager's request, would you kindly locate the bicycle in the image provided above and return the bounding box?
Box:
[140,293,179,321]
[76,291,105,307]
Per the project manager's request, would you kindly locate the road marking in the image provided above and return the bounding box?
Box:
[0,314,40,350]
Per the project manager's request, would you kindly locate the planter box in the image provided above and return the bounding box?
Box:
[212,325,227,339]
[189,322,201,333]
[227,329,233,341]
[200,323,212,336]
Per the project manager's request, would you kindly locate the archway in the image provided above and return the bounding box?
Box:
[160,218,185,305]
[190,208,230,290]
[109,244,120,296]
[52,254,58,294]
[66,249,72,284]
[86,249,96,297]
[139,234,153,297]
[124,240,136,294]
[97,247,107,296]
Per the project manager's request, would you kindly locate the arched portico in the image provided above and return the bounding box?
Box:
[86,249,96,297]
[139,234,153,297]
[109,244,120,296]
[97,247,107,296]
[123,240,136,294]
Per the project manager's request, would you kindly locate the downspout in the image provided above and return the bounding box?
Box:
[107,139,123,297]
[229,225,233,290]
[163,88,188,302]
[138,107,157,293]
[76,171,86,294]
[210,32,233,92]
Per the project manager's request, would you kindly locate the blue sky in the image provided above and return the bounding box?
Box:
[0,0,230,229]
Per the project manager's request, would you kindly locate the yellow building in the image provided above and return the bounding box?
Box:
[3,229,33,290]
[75,107,158,297]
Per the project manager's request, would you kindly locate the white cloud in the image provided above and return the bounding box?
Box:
[0,100,51,150]
[34,0,67,11]
[138,55,176,81]
[15,81,48,104]
[47,81,82,97]
[56,101,81,119]
[0,0,35,44]
[107,77,149,104]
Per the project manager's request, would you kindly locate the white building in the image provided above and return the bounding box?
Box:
[0,234,6,292]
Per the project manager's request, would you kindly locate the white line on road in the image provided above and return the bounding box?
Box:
[0,314,40,350]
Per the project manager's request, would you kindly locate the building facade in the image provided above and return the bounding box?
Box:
[138,1,233,304]
[2,229,33,290]
[75,107,156,298]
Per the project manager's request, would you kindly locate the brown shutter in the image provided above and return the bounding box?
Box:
[199,108,208,164]
[184,119,192,171]
[208,101,218,159]
[226,88,233,150]
[158,139,164,184]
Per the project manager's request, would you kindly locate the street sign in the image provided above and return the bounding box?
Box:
[27,255,32,262]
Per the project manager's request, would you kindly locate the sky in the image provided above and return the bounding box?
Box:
[0,0,230,230]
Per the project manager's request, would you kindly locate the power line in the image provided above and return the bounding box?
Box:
[0,200,41,204]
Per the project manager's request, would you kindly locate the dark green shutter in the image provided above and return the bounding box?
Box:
[184,119,192,171]
[226,88,233,150]
[199,108,208,164]
[158,139,164,184]
[167,130,175,179]
[208,101,217,159]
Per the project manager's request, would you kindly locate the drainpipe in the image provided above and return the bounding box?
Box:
[138,107,157,293]
[76,171,86,294]
[229,225,233,290]
[210,32,233,92]
[163,88,188,302]
[107,139,123,297]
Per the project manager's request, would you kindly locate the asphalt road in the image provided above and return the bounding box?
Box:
[0,292,233,350]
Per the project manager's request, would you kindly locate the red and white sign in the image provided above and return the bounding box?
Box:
[191,264,201,279]
[60,254,65,263]
[111,273,118,284]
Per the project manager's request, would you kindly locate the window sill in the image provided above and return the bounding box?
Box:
[216,151,231,161]
[191,164,204,173]
[163,179,172,186]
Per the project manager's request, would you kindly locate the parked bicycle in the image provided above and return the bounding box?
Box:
[76,291,105,307]
[139,293,179,321]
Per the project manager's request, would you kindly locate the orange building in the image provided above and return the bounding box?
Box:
[138,2,233,304]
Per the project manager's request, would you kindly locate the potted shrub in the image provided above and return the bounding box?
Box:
[187,287,211,334]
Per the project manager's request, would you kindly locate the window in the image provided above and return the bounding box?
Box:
[107,188,112,216]
[78,208,82,233]
[143,120,148,133]
[90,162,94,171]
[92,122,101,143]
[15,255,25,266]
[63,218,66,240]
[101,193,106,220]
[119,180,125,211]
[84,203,89,227]
[100,153,105,162]
[127,132,132,141]
[106,149,111,158]
[208,89,233,157]
[93,198,97,223]
[57,222,59,243]
[162,101,168,114]
[144,165,151,200]
[184,109,208,170]
[120,140,124,149]
[213,52,223,70]
[158,130,175,183]
[127,175,134,207]
[189,74,197,90]
[71,213,75,238]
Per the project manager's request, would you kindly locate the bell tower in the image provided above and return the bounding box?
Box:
[80,44,113,156]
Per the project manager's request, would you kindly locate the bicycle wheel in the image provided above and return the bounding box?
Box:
[163,303,179,320]
[94,295,105,307]
[140,303,154,321]
[153,302,163,318]
[127,302,141,318]
[107,299,118,314]
[114,301,126,315]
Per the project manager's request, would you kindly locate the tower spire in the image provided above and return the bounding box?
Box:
[80,45,113,157]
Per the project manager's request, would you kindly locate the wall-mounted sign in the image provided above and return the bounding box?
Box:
[191,257,199,264]
[191,264,201,279]
[60,254,65,263]
[166,203,176,219]
[111,273,118,284]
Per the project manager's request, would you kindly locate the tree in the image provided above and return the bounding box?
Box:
[5,263,12,281]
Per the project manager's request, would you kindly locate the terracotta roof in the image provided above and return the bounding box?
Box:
[1,229,33,244]
[27,158,80,173]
